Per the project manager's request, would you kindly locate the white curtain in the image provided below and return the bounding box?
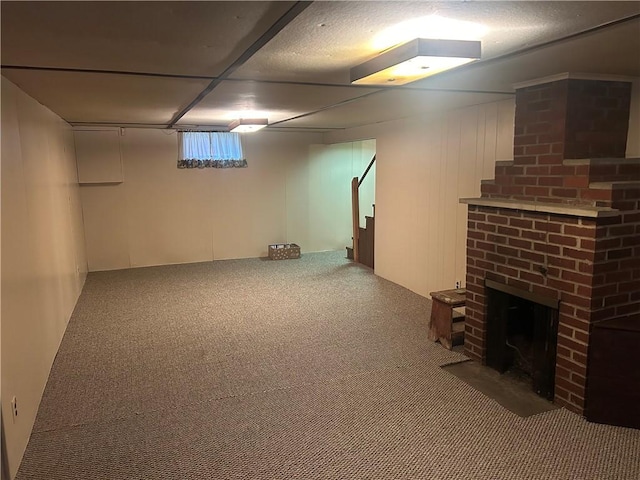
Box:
[178,131,247,168]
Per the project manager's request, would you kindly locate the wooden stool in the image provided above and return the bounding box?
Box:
[428,288,466,350]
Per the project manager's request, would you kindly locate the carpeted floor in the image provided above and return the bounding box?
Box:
[17,251,640,479]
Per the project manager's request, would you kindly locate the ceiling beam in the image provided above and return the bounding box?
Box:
[0,65,214,80]
[0,64,514,96]
[166,1,313,129]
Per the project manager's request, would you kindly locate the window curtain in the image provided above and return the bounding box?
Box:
[177,131,248,168]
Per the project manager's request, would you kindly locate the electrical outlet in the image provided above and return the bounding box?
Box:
[11,396,18,422]
[455,281,461,289]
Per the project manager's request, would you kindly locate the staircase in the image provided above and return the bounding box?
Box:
[348,154,376,269]
[347,207,374,269]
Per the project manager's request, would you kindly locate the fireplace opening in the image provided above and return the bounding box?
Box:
[485,281,559,400]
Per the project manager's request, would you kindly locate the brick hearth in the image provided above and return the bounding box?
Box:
[461,74,640,415]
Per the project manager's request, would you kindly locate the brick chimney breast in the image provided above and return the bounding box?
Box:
[482,75,634,207]
[461,74,639,416]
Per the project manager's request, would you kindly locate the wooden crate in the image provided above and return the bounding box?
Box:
[268,243,301,260]
[427,288,466,350]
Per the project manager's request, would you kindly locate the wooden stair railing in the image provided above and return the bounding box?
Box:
[350,154,376,267]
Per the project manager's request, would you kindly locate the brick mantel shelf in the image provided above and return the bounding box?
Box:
[460,197,620,218]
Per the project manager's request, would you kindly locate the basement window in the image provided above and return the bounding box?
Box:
[177,131,247,169]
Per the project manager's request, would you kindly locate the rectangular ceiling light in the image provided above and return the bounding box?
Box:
[350,38,481,86]
[229,118,268,133]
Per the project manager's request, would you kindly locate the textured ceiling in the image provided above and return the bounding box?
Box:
[231,1,640,84]
[2,1,639,132]
[1,1,297,76]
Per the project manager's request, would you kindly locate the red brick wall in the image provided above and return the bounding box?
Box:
[466,198,640,413]
[465,206,603,412]
[481,79,633,206]
[592,186,640,321]
[564,80,631,159]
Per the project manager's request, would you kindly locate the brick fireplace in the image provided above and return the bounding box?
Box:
[461,74,639,416]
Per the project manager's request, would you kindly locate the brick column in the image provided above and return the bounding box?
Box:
[482,77,632,205]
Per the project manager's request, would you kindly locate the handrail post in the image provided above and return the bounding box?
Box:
[351,177,360,262]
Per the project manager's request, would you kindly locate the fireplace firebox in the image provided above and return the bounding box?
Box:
[485,281,559,400]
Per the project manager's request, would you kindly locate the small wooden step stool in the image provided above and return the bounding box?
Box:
[428,288,466,350]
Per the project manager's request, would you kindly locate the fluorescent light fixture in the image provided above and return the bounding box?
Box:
[350,38,481,86]
[372,15,488,51]
[229,118,268,133]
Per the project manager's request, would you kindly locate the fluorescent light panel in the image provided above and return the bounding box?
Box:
[229,118,268,133]
[351,38,481,86]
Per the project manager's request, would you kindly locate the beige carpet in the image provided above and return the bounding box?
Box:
[17,251,640,479]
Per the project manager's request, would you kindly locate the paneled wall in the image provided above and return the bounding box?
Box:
[78,129,373,271]
[1,77,87,479]
[326,99,516,298]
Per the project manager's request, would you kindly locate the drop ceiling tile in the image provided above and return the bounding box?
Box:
[177,80,380,127]
[1,70,211,125]
[416,17,640,93]
[231,1,640,84]
[1,1,295,76]
[276,89,513,130]
[2,2,639,130]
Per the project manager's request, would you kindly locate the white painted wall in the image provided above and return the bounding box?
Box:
[325,99,516,298]
[287,140,376,254]
[1,77,87,479]
[79,129,373,270]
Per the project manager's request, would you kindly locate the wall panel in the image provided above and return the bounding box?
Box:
[284,152,311,251]
[1,77,86,479]
[424,121,446,295]
[456,108,482,284]
[75,130,123,183]
[375,126,417,289]
[210,148,286,260]
[121,130,214,266]
[80,185,130,271]
[496,100,516,161]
